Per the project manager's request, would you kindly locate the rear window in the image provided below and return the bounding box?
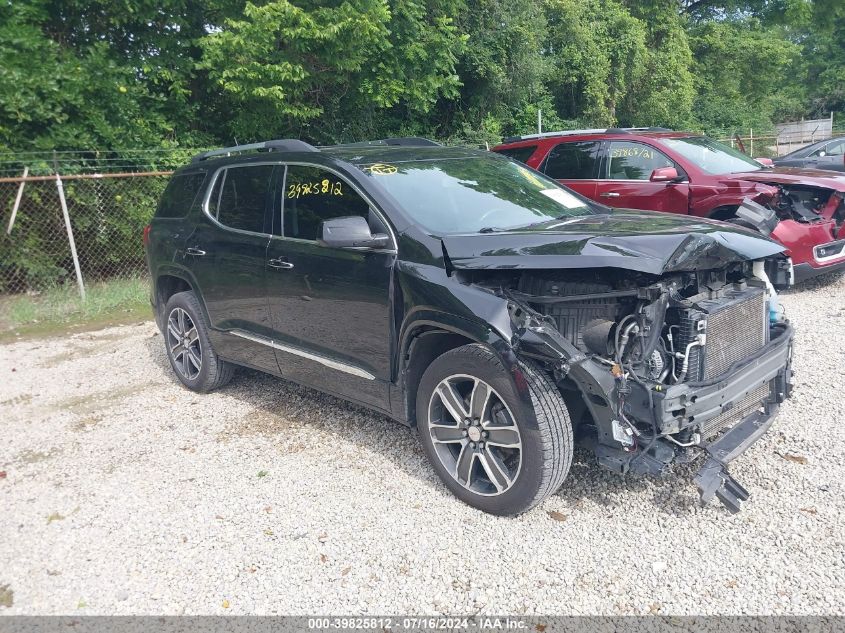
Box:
[542,141,600,179]
[495,145,537,165]
[208,164,274,233]
[156,172,206,219]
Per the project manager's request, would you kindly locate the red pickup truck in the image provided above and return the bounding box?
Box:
[493,129,845,282]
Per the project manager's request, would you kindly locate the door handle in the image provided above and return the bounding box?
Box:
[186,247,206,256]
[268,258,294,270]
[600,192,621,198]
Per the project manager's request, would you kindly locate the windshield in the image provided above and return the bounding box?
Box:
[659,136,762,175]
[360,156,595,234]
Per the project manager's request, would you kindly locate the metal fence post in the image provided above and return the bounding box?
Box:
[6,167,28,234]
[55,171,86,301]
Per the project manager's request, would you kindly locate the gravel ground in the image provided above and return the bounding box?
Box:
[1,273,844,616]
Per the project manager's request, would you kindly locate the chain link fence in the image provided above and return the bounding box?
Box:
[4,127,843,296]
[0,167,174,294]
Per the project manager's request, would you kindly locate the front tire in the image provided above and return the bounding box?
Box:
[163,291,235,392]
[416,344,573,515]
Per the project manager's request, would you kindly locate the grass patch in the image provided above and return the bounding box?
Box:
[0,277,151,341]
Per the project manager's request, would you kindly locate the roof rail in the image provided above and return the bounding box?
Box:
[331,137,441,148]
[192,139,318,162]
[605,126,672,133]
[501,127,673,144]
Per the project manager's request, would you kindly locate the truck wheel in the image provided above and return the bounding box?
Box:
[416,343,573,515]
[163,291,235,392]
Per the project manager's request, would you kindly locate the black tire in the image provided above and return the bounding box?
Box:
[163,290,235,393]
[416,343,573,515]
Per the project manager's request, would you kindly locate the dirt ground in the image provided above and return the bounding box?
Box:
[1,273,844,615]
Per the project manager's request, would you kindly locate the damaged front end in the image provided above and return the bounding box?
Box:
[739,181,845,280]
[471,260,794,513]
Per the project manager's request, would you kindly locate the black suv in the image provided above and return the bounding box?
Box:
[145,138,795,515]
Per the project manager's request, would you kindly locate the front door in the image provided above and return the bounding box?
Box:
[264,164,395,409]
[183,163,278,371]
[595,141,690,214]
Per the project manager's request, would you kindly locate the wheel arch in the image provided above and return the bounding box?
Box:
[398,316,517,427]
[153,266,207,331]
[708,205,740,222]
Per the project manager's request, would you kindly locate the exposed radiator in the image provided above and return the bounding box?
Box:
[678,286,768,382]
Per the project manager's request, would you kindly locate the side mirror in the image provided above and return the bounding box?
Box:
[318,215,391,250]
[650,167,679,182]
[755,157,774,167]
[818,151,827,157]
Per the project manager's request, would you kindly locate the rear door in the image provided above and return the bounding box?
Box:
[183,163,278,371]
[264,163,395,409]
[595,140,690,213]
[540,140,601,199]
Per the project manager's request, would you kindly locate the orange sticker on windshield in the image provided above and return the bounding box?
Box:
[365,163,398,175]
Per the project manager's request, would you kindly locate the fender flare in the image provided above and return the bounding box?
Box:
[152,264,212,327]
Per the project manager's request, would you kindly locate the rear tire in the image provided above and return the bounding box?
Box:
[163,291,235,392]
[416,343,573,515]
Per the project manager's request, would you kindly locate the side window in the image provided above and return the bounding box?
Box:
[605,141,674,180]
[496,145,537,165]
[156,172,206,219]
[209,165,274,233]
[824,141,845,156]
[542,142,600,179]
[282,165,372,241]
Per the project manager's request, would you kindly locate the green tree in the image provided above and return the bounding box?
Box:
[802,0,845,117]
[619,0,695,128]
[443,0,559,141]
[687,18,800,134]
[545,0,648,127]
[200,0,464,144]
[0,0,244,152]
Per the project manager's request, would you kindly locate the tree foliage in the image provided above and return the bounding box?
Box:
[200,0,464,143]
[0,0,843,151]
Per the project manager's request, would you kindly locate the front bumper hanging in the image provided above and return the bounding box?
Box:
[694,405,778,513]
[623,323,793,512]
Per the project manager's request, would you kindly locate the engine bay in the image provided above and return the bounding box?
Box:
[474,262,782,388]
[773,184,845,227]
[466,258,792,467]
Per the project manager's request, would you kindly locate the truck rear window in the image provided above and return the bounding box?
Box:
[156,172,207,219]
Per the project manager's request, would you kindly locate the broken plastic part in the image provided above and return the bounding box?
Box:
[736,197,779,236]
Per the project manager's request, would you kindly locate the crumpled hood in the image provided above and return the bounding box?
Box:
[441,211,785,275]
[733,168,845,191]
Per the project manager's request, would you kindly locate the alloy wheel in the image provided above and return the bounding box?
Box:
[427,374,523,496]
[167,307,202,381]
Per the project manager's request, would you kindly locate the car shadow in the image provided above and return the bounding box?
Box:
[142,334,714,516]
[555,448,706,516]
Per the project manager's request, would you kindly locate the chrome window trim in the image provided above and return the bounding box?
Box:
[273,161,398,252]
[228,329,376,380]
[201,162,281,239]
